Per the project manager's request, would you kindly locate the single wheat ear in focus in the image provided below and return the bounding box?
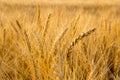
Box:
[67,28,96,54]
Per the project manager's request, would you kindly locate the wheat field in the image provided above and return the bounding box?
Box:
[0,1,120,80]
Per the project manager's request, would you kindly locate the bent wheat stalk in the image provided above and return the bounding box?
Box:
[51,27,68,54]
[67,28,96,55]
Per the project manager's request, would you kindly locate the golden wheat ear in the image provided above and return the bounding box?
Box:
[67,28,96,55]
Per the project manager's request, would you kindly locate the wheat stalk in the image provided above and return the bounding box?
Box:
[24,31,40,80]
[2,29,6,51]
[24,31,31,52]
[49,27,68,56]
[3,29,6,44]
[53,27,68,47]
[33,31,43,55]
[16,20,22,30]
[67,28,96,55]
[36,5,40,23]
[71,14,80,38]
[42,13,52,38]
[10,22,18,33]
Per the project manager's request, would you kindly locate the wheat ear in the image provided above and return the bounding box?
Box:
[67,28,96,54]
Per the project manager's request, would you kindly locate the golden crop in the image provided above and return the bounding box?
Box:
[0,1,120,80]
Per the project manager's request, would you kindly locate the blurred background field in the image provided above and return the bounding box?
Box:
[1,0,120,27]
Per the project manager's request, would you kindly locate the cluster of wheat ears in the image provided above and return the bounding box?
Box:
[0,5,120,80]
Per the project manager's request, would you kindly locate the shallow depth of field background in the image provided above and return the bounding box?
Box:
[0,0,120,80]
